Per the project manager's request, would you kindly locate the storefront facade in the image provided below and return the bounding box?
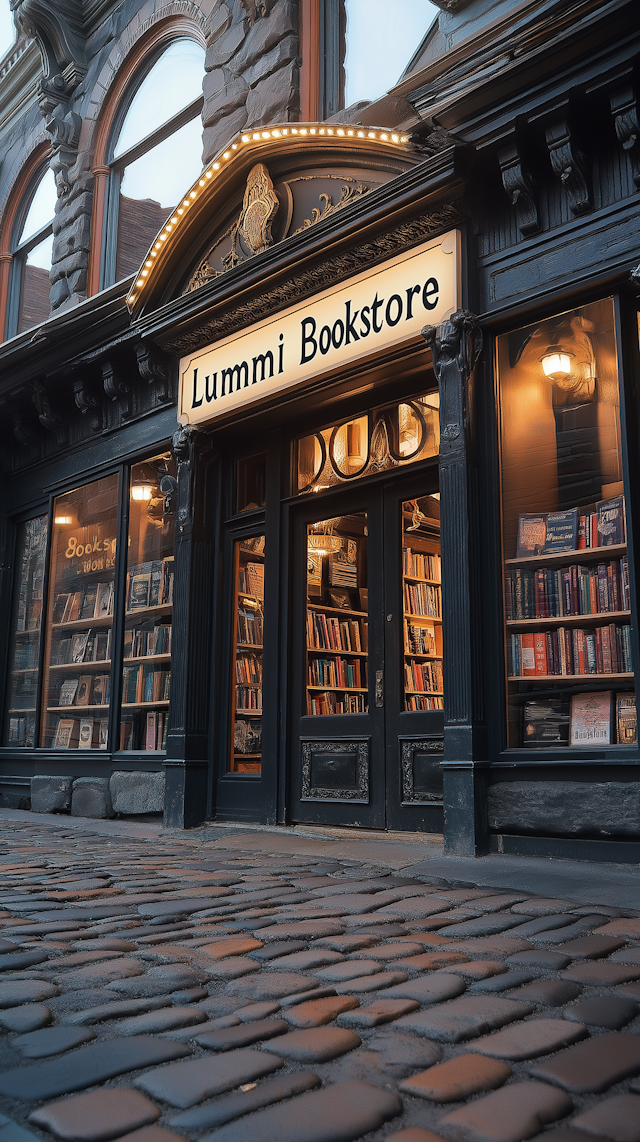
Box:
[1,0,639,860]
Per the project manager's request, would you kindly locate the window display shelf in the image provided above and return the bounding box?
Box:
[505,544,626,567]
[125,603,173,620]
[52,615,113,632]
[307,684,368,693]
[235,708,262,716]
[123,653,171,664]
[405,689,444,696]
[307,646,368,656]
[48,660,111,670]
[404,651,442,660]
[403,612,442,624]
[506,611,631,627]
[403,575,441,585]
[309,604,367,618]
[122,699,170,708]
[48,703,108,712]
[509,673,633,683]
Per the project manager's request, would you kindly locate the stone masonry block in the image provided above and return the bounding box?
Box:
[203,106,249,163]
[489,781,640,838]
[245,61,299,127]
[71,777,113,819]
[31,776,74,814]
[110,771,165,815]
[230,0,298,75]
[202,74,249,128]
[243,34,298,89]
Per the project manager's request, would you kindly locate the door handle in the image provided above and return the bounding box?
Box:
[375,670,384,708]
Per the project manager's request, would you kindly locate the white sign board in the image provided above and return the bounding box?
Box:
[178,231,459,426]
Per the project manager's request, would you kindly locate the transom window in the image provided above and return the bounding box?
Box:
[104,38,206,286]
[343,0,438,107]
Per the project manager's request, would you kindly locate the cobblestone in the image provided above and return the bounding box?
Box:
[0,819,639,1142]
[28,1089,160,1140]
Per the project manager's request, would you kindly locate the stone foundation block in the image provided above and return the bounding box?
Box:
[110,771,165,815]
[31,775,74,814]
[71,777,113,819]
[489,781,640,838]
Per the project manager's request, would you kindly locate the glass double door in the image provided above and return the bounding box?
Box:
[290,473,444,831]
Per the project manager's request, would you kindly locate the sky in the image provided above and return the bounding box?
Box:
[344,0,439,107]
[0,1,14,59]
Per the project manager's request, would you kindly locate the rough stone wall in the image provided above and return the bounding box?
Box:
[489,780,640,839]
[202,0,300,164]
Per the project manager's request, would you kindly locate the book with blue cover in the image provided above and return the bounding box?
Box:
[544,508,579,554]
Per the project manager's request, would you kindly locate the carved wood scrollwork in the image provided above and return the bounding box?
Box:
[32,382,67,445]
[610,85,640,189]
[498,140,539,237]
[72,375,100,432]
[136,342,171,405]
[292,183,369,235]
[101,359,131,421]
[545,120,591,216]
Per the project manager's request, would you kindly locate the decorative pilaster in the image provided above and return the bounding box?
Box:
[422,310,488,856]
[164,424,216,828]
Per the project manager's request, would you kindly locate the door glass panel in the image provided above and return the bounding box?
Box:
[41,475,118,749]
[402,497,443,710]
[3,516,47,747]
[306,514,368,714]
[230,535,265,773]
[120,453,176,752]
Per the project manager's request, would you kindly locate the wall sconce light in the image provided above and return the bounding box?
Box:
[540,345,574,381]
[131,484,153,502]
[346,422,366,465]
[54,514,73,525]
[308,518,342,554]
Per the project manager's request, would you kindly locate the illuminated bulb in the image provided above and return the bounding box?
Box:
[232,143,238,149]
[282,128,288,135]
[392,134,399,143]
[213,163,219,170]
[300,128,307,135]
[380,133,388,140]
[541,346,573,381]
[262,131,270,139]
[347,129,354,136]
[242,134,250,143]
[183,199,189,207]
[189,191,197,199]
[358,130,364,137]
[368,131,375,138]
[273,129,281,137]
[154,242,161,249]
[136,278,144,286]
[320,127,325,134]
[206,170,213,178]
[253,132,260,140]
[327,128,334,135]
[54,515,73,525]
[337,128,345,136]
[145,260,152,268]
[159,234,167,241]
[150,250,157,257]
[131,484,154,502]
[141,269,148,277]
[310,128,316,134]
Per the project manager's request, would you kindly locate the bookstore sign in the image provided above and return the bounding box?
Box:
[178,232,460,426]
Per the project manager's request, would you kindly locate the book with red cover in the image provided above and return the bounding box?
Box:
[534,631,548,675]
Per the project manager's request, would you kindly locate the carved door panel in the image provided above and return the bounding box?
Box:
[289,476,443,832]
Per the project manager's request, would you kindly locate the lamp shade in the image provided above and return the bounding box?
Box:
[541,345,573,381]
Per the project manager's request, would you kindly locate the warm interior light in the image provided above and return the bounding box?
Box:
[54,515,73,525]
[541,345,573,381]
[131,484,153,502]
[346,422,365,465]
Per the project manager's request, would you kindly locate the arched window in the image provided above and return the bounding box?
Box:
[0,0,16,60]
[103,38,205,286]
[8,166,56,337]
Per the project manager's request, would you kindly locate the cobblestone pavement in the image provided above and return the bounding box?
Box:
[0,819,639,1142]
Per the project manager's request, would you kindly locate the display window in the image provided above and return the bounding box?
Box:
[2,451,176,754]
[499,297,635,750]
[402,496,443,712]
[41,475,119,750]
[120,453,176,752]
[3,517,47,747]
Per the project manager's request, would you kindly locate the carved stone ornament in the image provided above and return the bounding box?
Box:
[240,0,273,26]
[238,163,279,254]
[300,740,370,803]
[422,309,482,451]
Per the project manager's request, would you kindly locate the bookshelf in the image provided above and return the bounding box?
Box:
[306,514,369,717]
[230,536,265,773]
[402,499,443,712]
[4,517,46,748]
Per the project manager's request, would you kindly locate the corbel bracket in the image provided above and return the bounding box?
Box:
[498,139,539,236]
[32,381,67,445]
[545,119,591,216]
[71,372,101,432]
[102,358,131,419]
[611,85,640,189]
[136,341,172,405]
